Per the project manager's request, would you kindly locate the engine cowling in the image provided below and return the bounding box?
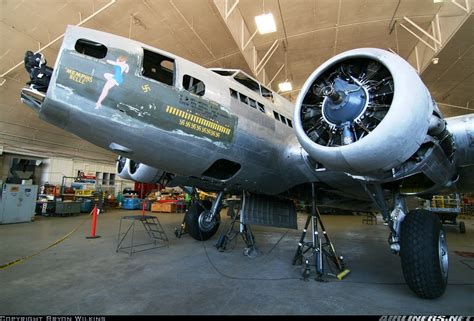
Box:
[116,156,163,183]
[294,48,434,174]
[116,156,132,180]
[128,160,163,183]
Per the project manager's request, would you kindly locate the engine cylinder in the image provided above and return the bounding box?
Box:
[294,48,434,174]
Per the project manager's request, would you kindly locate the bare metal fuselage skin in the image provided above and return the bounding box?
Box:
[32,26,473,202]
[36,27,352,196]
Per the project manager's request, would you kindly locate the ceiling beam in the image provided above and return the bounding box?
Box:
[212,0,278,85]
[0,0,117,85]
[402,1,472,75]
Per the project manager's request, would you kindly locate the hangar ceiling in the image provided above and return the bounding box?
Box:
[0,0,473,160]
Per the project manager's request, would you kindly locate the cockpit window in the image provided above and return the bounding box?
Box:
[142,49,174,86]
[212,70,236,76]
[234,72,260,94]
[261,86,274,102]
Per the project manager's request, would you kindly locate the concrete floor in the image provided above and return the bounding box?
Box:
[0,209,473,315]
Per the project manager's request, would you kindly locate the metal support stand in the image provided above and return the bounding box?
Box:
[174,212,188,238]
[241,222,259,258]
[293,183,347,281]
[116,215,168,255]
[215,203,260,258]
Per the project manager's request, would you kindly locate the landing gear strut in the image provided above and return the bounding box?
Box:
[181,189,222,241]
[215,202,260,258]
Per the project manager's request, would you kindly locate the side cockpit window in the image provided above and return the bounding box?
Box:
[183,74,205,96]
[261,86,274,103]
[142,49,174,86]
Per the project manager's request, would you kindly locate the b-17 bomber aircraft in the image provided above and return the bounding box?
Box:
[21,26,473,299]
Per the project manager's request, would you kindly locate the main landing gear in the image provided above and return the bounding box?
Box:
[175,188,221,241]
[362,183,448,299]
[214,200,260,258]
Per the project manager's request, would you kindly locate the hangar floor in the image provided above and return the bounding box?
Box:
[0,209,473,315]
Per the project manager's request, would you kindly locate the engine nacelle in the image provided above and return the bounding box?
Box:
[116,156,132,180]
[116,156,163,183]
[128,160,163,183]
[294,48,434,174]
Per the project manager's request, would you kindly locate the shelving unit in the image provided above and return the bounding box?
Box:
[95,171,116,197]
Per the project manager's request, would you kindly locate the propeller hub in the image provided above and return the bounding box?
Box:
[322,77,368,126]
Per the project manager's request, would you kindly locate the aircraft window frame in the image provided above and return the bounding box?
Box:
[75,39,108,59]
[230,88,238,99]
[280,115,288,125]
[273,111,280,121]
[142,49,175,86]
[183,74,205,96]
[234,72,261,94]
[248,98,257,109]
[287,119,293,128]
[212,70,236,76]
[230,88,267,114]
[239,93,249,105]
[261,86,274,103]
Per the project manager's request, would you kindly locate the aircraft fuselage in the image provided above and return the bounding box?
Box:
[38,26,322,195]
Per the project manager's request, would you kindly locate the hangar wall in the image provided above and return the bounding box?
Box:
[0,153,134,195]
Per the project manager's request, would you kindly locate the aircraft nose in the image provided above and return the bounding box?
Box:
[20,87,45,114]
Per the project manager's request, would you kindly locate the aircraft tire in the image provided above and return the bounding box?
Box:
[400,209,448,299]
[185,200,219,241]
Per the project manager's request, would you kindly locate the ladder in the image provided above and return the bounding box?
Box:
[116,215,168,255]
[141,215,169,242]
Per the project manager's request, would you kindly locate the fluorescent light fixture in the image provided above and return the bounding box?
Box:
[278,81,292,92]
[255,13,277,34]
[433,0,445,2]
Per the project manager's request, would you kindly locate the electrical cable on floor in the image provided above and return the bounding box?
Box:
[0,211,93,270]
[200,224,474,286]
[266,229,289,255]
[460,260,474,271]
[200,226,300,281]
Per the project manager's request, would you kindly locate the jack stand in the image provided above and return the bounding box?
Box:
[293,183,349,281]
[215,208,260,258]
[241,223,260,258]
[174,211,188,238]
[215,209,240,251]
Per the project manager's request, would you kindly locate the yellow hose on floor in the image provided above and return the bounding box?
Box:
[0,211,92,270]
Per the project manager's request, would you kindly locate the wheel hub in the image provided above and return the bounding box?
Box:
[198,210,217,232]
[438,230,449,280]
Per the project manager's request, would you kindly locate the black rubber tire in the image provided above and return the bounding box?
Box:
[185,200,220,241]
[400,209,448,299]
[459,221,466,234]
